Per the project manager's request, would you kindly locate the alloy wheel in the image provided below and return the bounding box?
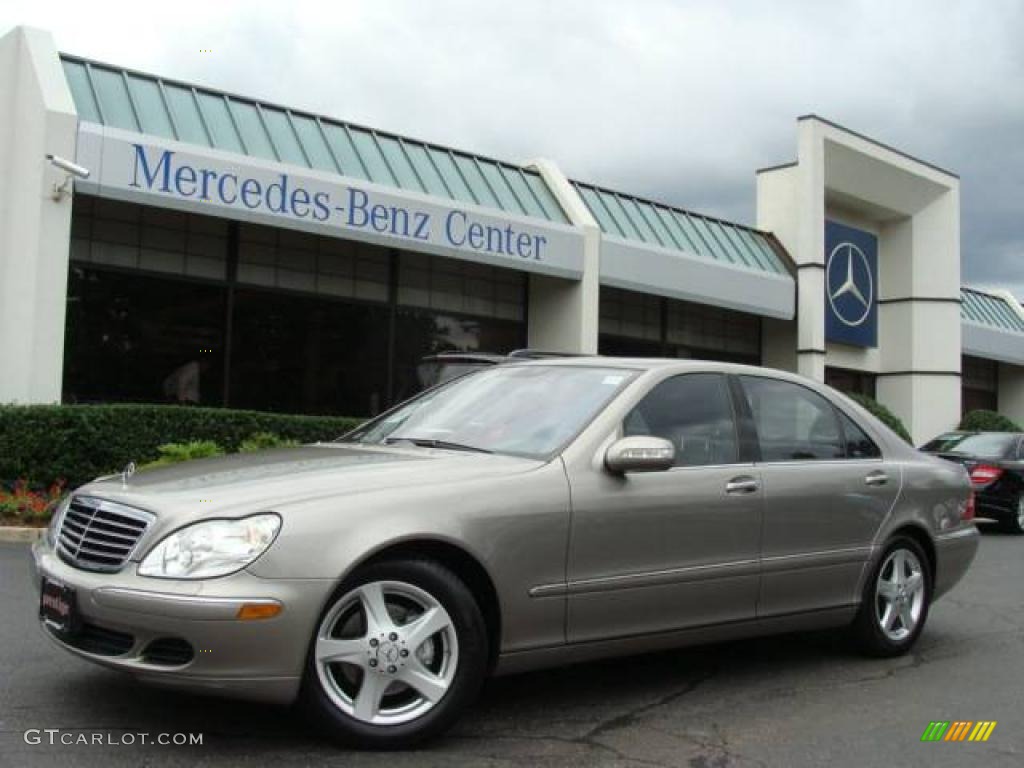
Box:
[314,580,459,726]
[875,548,925,642]
[1017,496,1024,531]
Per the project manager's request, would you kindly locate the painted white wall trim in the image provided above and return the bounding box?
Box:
[600,237,795,320]
[962,322,1024,367]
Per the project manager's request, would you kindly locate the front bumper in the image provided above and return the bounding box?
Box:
[30,537,334,704]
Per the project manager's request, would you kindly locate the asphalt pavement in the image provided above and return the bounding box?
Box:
[1,528,1021,768]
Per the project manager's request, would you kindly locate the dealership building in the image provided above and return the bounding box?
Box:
[2,25,1023,444]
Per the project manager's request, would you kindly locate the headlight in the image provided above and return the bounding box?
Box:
[47,496,71,548]
[138,513,281,579]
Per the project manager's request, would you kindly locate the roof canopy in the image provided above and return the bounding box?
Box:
[60,55,568,224]
[573,180,788,276]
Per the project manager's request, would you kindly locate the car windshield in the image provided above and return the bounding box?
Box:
[942,433,1017,459]
[344,365,636,459]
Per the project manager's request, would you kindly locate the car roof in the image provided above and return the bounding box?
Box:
[420,353,508,364]
[507,356,778,377]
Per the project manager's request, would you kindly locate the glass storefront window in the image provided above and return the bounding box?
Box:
[825,367,878,399]
[600,286,762,365]
[229,290,390,417]
[962,355,999,414]
[63,196,527,417]
[392,308,525,403]
[63,267,226,406]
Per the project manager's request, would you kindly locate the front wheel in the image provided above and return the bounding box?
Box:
[301,559,489,749]
[852,537,932,657]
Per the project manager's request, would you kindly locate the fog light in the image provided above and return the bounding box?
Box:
[236,602,282,620]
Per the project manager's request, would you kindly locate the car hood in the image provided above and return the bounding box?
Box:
[74,443,543,524]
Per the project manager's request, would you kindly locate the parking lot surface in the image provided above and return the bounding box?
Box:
[1,529,1021,768]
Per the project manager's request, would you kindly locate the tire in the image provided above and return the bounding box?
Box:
[1001,493,1024,535]
[300,558,489,749]
[852,536,932,657]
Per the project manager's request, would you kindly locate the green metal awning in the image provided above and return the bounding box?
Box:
[60,55,568,224]
[961,287,1024,332]
[572,180,789,276]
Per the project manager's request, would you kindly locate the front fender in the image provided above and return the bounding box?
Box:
[247,460,572,652]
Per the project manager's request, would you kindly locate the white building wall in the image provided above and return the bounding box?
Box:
[0,26,78,404]
[999,364,1024,426]
[757,116,962,444]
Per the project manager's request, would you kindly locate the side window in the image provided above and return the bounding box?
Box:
[839,411,882,459]
[740,376,843,461]
[623,373,738,467]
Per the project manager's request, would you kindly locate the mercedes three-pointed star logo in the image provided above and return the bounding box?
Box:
[827,241,874,327]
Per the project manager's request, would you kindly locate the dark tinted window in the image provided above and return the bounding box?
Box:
[63,267,226,406]
[840,411,881,459]
[740,377,843,461]
[229,290,389,417]
[624,374,738,466]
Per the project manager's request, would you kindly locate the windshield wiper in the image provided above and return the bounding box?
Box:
[384,437,492,454]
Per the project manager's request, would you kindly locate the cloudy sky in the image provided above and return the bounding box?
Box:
[4,0,1022,293]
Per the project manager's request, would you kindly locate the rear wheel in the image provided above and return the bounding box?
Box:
[1002,493,1024,535]
[301,559,489,748]
[852,537,931,657]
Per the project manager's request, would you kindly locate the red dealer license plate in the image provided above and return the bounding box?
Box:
[39,578,79,635]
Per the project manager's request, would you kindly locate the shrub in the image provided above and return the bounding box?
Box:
[0,404,363,490]
[238,432,299,453]
[141,440,225,469]
[0,479,66,525]
[959,409,1021,433]
[847,393,913,444]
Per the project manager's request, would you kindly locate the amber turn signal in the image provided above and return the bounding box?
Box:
[236,602,282,620]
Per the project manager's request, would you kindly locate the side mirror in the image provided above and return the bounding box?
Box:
[605,436,675,474]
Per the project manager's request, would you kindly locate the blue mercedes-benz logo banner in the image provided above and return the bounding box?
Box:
[825,220,878,348]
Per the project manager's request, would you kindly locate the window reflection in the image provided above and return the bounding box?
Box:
[229,290,389,417]
[63,267,225,405]
[392,309,525,403]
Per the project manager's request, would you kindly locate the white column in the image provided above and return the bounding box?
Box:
[0,26,78,404]
[524,158,599,353]
[998,364,1024,426]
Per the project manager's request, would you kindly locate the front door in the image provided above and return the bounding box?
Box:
[565,372,763,643]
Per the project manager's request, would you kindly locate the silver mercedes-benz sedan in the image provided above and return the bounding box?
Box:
[31,359,979,748]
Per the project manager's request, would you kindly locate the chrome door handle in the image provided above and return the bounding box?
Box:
[865,471,889,487]
[725,477,759,495]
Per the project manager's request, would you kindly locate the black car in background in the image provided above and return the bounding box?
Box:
[921,431,1024,534]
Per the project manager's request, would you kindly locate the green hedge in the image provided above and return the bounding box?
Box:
[847,393,913,444]
[0,404,363,489]
[959,409,1021,432]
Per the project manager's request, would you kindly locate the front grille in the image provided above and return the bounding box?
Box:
[47,621,135,656]
[56,496,154,572]
[142,637,195,667]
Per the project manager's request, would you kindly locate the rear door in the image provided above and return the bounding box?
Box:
[734,375,901,617]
